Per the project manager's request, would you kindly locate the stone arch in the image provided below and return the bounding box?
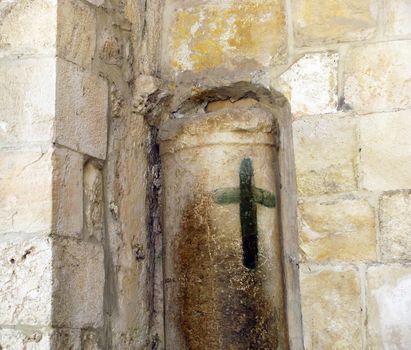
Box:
[160,82,303,349]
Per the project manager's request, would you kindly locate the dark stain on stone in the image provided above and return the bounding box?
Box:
[175,192,280,349]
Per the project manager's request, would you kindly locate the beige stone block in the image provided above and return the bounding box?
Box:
[299,199,376,262]
[292,0,378,46]
[0,58,56,146]
[84,161,103,241]
[55,59,108,159]
[300,266,362,349]
[0,328,50,350]
[367,264,411,349]
[359,111,411,191]
[379,191,411,261]
[272,52,338,117]
[0,236,52,326]
[344,41,411,113]
[57,0,96,68]
[52,238,104,328]
[383,0,411,36]
[166,0,287,72]
[0,149,53,234]
[293,117,358,195]
[52,147,83,237]
[0,0,56,57]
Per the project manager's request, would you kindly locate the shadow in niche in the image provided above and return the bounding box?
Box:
[161,82,304,349]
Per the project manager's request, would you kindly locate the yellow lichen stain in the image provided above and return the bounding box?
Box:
[170,0,286,72]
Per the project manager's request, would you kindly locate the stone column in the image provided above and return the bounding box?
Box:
[160,107,288,349]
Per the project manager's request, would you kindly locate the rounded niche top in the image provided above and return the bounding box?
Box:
[159,104,277,154]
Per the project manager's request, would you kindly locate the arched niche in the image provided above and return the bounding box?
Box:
[159,82,303,349]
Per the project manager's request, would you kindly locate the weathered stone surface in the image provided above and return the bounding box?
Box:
[300,266,362,349]
[360,111,411,191]
[50,329,80,350]
[0,328,50,350]
[160,109,287,348]
[57,0,96,68]
[0,149,52,235]
[55,59,108,159]
[0,58,55,146]
[292,0,378,46]
[299,199,376,262]
[85,0,104,7]
[344,41,411,113]
[52,147,83,238]
[293,117,357,196]
[84,161,103,242]
[379,191,411,261]
[0,236,52,326]
[166,0,287,72]
[0,0,56,57]
[367,265,411,349]
[272,52,338,117]
[383,0,411,36]
[52,238,104,328]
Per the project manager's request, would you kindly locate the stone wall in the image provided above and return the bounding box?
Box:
[1,0,410,349]
[161,0,411,349]
[0,0,156,348]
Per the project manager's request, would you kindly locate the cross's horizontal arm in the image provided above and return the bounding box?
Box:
[213,187,276,208]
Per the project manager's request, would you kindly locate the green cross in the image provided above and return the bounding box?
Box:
[213,158,276,270]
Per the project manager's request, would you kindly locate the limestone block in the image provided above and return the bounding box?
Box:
[0,149,52,235]
[55,59,108,159]
[52,238,104,328]
[0,0,56,57]
[0,58,55,146]
[379,191,411,261]
[84,161,103,241]
[52,147,83,237]
[383,0,411,36]
[344,41,411,113]
[292,0,378,46]
[272,52,338,117]
[0,328,50,350]
[359,111,411,191]
[57,0,96,68]
[0,236,52,326]
[293,117,357,196]
[299,199,376,262]
[367,264,411,349]
[166,0,287,72]
[300,266,362,349]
